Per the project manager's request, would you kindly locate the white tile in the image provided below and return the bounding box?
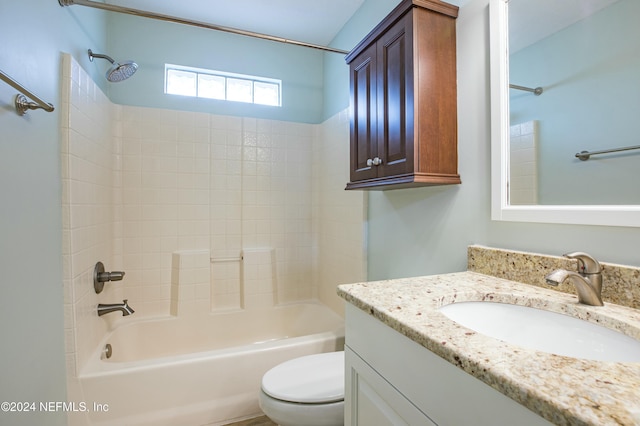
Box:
[64,102,366,371]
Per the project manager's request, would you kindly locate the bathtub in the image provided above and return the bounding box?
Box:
[77,302,345,426]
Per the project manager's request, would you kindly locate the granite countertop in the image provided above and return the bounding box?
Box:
[338,271,640,426]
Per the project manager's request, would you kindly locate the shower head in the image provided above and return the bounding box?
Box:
[88,49,138,82]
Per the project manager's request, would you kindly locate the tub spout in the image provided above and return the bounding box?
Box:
[98,299,135,316]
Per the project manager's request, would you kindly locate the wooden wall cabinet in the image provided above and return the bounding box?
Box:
[345,0,460,190]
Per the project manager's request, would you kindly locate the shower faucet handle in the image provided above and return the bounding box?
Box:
[93,262,126,294]
[99,271,125,282]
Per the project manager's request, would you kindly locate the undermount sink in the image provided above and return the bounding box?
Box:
[439,301,640,362]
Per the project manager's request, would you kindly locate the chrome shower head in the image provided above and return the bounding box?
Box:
[88,49,138,82]
[105,60,138,82]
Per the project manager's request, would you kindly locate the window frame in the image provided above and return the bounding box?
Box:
[164,64,282,107]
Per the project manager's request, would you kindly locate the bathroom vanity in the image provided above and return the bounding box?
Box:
[343,303,551,425]
[338,246,640,425]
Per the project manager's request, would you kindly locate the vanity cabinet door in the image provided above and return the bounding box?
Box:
[345,347,436,426]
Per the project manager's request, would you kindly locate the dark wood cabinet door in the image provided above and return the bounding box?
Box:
[349,43,378,182]
[345,0,459,190]
[376,12,414,178]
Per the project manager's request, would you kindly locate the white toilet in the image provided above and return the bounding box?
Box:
[259,351,345,426]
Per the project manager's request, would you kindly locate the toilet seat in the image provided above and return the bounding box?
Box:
[261,351,344,404]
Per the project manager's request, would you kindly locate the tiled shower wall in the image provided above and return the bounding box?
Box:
[115,106,212,316]
[61,54,117,379]
[116,107,316,315]
[509,120,538,205]
[62,55,366,381]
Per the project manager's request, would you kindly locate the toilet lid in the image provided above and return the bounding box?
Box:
[261,351,344,404]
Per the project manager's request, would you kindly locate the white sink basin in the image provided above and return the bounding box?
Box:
[439,302,640,362]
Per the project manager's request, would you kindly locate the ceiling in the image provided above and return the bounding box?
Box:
[107,0,469,48]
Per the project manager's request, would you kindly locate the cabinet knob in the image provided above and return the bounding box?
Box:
[367,157,383,167]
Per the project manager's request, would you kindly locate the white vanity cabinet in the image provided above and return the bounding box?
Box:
[346,347,436,425]
[344,304,552,426]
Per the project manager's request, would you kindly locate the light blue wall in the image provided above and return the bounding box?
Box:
[106,13,325,124]
[510,0,640,205]
[0,1,107,425]
[320,0,640,281]
[322,0,402,121]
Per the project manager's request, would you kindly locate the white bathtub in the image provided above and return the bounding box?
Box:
[77,302,345,426]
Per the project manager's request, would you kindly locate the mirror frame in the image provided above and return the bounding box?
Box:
[489,0,640,227]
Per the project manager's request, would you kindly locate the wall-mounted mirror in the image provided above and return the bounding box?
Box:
[490,0,640,227]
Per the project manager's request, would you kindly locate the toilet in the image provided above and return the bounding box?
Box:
[259,351,345,426]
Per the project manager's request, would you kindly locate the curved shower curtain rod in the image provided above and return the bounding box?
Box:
[58,0,350,55]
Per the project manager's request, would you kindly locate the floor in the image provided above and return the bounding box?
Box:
[225,415,276,426]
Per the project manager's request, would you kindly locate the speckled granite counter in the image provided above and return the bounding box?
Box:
[468,245,640,310]
[338,271,640,425]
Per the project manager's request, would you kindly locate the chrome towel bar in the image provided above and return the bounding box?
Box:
[509,83,543,96]
[576,144,640,161]
[0,68,55,115]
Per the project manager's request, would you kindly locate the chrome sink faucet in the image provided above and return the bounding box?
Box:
[97,299,135,316]
[544,252,604,306]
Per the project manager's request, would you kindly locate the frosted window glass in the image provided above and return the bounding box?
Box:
[254,81,280,106]
[165,64,281,107]
[198,74,225,100]
[166,69,196,96]
[227,78,252,103]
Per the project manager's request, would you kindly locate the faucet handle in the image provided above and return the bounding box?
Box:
[94,262,126,294]
[99,271,125,282]
[564,252,602,274]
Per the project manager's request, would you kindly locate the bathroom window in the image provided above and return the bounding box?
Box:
[165,64,281,107]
